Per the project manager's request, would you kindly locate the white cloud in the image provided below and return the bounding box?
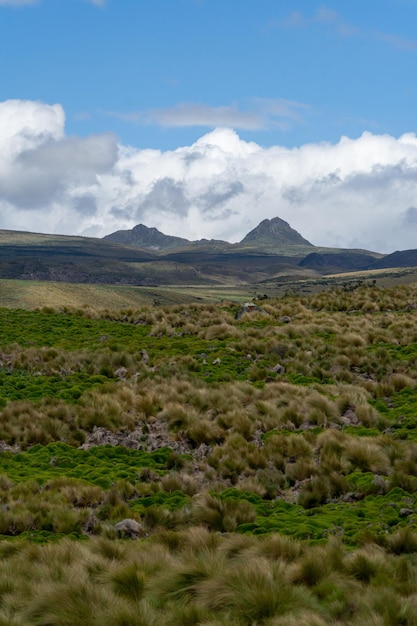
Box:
[109,98,309,131]
[2,99,417,253]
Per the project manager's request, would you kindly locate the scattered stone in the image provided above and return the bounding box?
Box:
[114,519,146,538]
[0,440,19,453]
[115,366,128,379]
[400,508,414,517]
[140,349,150,365]
[341,492,364,503]
[212,357,221,365]
[79,423,191,455]
[279,316,291,324]
[340,409,360,426]
[373,475,389,493]
[235,302,267,320]
[194,443,211,460]
[271,363,285,375]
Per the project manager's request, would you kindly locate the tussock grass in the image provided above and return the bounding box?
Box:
[2,286,417,621]
[2,532,417,624]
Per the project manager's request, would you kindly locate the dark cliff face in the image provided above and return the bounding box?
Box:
[239,218,313,247]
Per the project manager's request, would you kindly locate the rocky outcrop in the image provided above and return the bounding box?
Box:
[79,422,191,454]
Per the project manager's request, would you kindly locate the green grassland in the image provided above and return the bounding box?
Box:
[3,284,417,623]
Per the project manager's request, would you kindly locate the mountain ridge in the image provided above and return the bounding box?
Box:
[103,217,313,253]
[0,217,400,289]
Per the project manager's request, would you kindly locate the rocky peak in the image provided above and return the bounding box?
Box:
[239,217,312,247]
[103,223,190,251]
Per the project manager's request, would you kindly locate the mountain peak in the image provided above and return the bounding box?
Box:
[239,217,312,247]
[103,216,313,253]
[103,223,190,251]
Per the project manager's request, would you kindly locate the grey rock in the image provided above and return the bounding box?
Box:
[140,349,150,365]
[340,409,360,426]
[114,518,146,538]
[115,366,128,379]
[235,302,267,320]
[0,440,19,453]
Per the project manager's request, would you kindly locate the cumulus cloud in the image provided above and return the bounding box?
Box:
[3,99,417,253]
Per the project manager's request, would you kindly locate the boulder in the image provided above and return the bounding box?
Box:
[114,519,146,538]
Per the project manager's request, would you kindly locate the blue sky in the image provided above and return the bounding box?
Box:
[1,0,417,251]
[2,0,417,149]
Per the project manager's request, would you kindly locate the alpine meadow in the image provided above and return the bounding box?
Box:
[2,279,417,624]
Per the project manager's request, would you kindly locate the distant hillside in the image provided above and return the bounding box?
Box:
[0,230,217,286]
[370,249,417,270]
[2,221,417,290]
[299,251,380,274]
[103,224,190,251]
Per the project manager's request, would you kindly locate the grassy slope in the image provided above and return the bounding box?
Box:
[0,279,211,309]
[2,285,417,623]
